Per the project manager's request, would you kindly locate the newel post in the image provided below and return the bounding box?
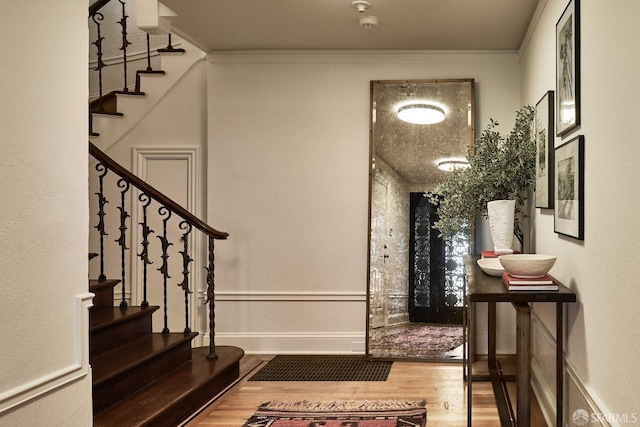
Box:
[205,236,218,360]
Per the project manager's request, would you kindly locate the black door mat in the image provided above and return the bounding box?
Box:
[248,355,392,382]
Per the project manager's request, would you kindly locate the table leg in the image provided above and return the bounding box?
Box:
[463,299,467,382]
[488,301,497,366]
[467,301,474,426]
[515,302,531,427]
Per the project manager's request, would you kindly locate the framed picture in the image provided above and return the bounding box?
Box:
[556,0,580,136]
[535,91,554,209]
[554,135,584,239]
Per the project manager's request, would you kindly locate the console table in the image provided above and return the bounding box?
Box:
[464,255,576,427]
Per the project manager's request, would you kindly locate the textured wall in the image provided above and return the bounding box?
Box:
[0,2,92,425]
[520,0,640,420]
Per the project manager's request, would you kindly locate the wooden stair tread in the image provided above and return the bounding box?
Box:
[137,69,165,75]
[91,110,124,116]
[89,305,158,332]
[113,90,145,96]
[157,47,185,53]
[93,346,244,427]
[92,332,198,386]
[89,279,120,292]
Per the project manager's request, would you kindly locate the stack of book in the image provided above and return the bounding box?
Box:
[502,272,559,291]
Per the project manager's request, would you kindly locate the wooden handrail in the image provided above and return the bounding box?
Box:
[89,0,112,16]
[89,142,229,240]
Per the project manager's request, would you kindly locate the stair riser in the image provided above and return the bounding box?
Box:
[90,314,153,357]
[91,286,114,309]
[88,279,119,308]
[142,362,240,427]
[93,341,193,413]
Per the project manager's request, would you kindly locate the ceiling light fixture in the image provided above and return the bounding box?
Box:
[436,158,469,172]
[397,103,446,125]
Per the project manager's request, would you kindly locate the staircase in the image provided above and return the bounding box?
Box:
[88,3,243,424]
[89,279,243,426]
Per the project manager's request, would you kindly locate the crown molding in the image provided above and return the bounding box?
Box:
[208,50,520,65]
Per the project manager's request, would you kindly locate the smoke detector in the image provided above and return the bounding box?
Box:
[359,15,378,29]
[352,1,371,13]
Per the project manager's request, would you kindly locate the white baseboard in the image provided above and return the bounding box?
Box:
[0,292,94,414]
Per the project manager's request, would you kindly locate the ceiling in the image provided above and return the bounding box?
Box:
[160,0,540,52]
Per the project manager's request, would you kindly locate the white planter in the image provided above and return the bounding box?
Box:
[487,200,515,255]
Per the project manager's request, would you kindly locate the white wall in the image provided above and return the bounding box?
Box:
[207,52,521,353]
[0,2,92,426]
[520,0,640,423]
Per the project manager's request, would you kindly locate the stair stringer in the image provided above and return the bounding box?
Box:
[89,39,206,153]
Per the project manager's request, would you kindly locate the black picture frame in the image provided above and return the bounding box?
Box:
[556,0,580,137]
[535,91,555,209]
[554,135,584,239]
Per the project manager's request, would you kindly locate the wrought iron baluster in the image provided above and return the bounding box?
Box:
[157,207,173,334]
[94,163,109,282]
[178,221,194,333]
[90,12,106,112]
[115,179,130,308]
[158,33,185,53]
[137,193,154,308]
[204,236,218,360]
[146,33,153,72]
[166,33,176,50]
[117,0,131,92]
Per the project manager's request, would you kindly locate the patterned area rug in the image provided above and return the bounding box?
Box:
[249,355,392,382]
[369,323,463,359]
[242,400,427,427]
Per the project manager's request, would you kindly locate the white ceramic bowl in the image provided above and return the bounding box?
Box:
[476,258,505,277]
[498,254,557,278]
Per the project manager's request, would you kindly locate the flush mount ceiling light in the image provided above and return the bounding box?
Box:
[397,103,446,125]
[436,158,469,172]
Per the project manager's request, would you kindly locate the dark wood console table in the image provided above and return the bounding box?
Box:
[464,255,576,427]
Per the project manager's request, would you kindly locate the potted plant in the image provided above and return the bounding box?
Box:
[430,106,536,249]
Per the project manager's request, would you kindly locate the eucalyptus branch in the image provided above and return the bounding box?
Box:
[431,106,536,238]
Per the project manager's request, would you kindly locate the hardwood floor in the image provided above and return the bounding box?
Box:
[183,355,548,427]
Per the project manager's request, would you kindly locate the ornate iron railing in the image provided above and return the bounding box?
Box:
[90,142,228,360]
